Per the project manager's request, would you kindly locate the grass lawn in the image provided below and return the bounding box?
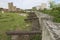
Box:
[0,12,28,40]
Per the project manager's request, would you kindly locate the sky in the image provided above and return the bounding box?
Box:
[54,0,60,3]
[0,0,60,9]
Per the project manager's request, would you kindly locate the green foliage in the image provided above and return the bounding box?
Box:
[42,6,60,23]
[0,12,27,40]
[30,34,41,40]
[32,7,37,11]
[40,0,60,23]
[49,1,57,8]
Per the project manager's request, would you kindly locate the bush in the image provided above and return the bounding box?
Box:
[41,7,60,23]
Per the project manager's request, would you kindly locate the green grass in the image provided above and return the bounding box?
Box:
[0,12,28,40]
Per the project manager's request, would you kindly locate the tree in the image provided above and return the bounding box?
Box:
[0,8,3,11]
[32,7,37,11]
[49,1,57,8]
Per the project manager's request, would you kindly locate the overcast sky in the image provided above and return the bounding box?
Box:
[0,0,60,9]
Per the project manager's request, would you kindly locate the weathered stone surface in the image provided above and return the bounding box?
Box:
[35,12,60,40]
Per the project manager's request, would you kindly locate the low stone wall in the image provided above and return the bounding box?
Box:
[36,12,60,40]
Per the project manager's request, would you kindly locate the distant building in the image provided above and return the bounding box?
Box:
[8,2,14,11]
[3,9,8,12]
[13,6,16,11]
[16,8,20,11]
[36,6,41,10]
[35,3,48,10]
[0,8,9,13]
[8,2,21,12]
[40,3,47,10]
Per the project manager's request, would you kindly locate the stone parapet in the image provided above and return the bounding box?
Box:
[35,12,60,40]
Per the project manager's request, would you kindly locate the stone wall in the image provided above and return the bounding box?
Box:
[35,12,60,40]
